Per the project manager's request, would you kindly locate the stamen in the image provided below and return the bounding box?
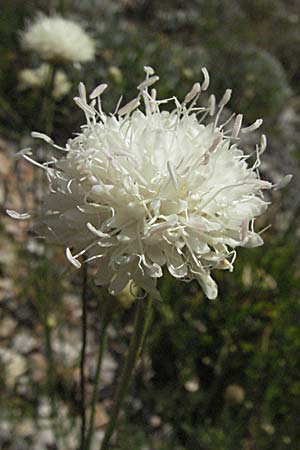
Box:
[218,89,232,108]
[66,248,81,268]
[184,82,201,104]
[118,98,141,116]
[31,131,53,144]
[232,114,243,139]
[23,154,50,171]
[200,180,270,209]
[260,134,267,154]
[258,224,272,235]
[90,83,108,99]
[6,210,31,220]
[78,82,87,101]
[273,174,293,191]
[220,112,236,130]
[149,88,157,113]
[67,179,73,193]
[86,222,110,238]
[84,254,104,263]
[144,66,155,76]
[241,119,263,134]
[201,68,210,91]
[137,75,159,91]
[208,94,216,116]
[16,148,32,157]
[73,97,95,116]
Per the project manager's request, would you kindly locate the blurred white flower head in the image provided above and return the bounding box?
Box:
[23,67,279,300]
[21,14,95,63]
[19,64,71,99]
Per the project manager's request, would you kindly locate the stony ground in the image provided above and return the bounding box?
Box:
[0,137,120,450]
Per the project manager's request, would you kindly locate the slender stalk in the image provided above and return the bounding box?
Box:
[41,64,57,136]
[34,64,57,206]
[80,264,88,450]
[44,319,56,412]
[100,297,153,450]
[39,295,60,444]
[84,301,109,450]
[58,0,68,13]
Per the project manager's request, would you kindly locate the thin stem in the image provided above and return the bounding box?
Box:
[40,300,61,445]
[39,64,57,135]
[84,300,109,450]
[34,64,57,206]
[43,65,57,136]
[58,0,68,13]
[44,319,56,413]
[100,297,153,450]
[80,264,88,450]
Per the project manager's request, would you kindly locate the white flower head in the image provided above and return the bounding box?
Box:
[27,67,278,300]
[19,64,71,99]
[21,14,95,63]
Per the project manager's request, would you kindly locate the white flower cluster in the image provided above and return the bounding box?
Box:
[19,64,71,99]
[23,67,281,300]
[21,14,95,63]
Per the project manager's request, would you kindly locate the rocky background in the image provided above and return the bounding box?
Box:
[1,1,300,449]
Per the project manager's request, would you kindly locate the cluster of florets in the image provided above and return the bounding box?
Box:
[19,64,71,99]
[12,67,285,300]
[21,14,95,63]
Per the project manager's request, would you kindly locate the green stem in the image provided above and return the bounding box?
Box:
[44,320,56,404]
[80,264,88,450]
[58,0,68,13]
[100,297,153,450]
[41,64,57,136]
[43,316,61,445]
[34,64,57,205]
[84,309,109,450]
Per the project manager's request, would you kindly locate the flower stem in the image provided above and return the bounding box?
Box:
[43,64,57,136]
[44,320,63,446]
[34,64,57,206]
[84,299,110,450]
[100,297,153,450]
[79,264,88,450]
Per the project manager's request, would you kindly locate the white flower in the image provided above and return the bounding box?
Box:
[19,64,71,99]
[27,68,276,300]
[21,14,95,63]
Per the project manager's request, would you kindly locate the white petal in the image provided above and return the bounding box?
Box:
[134,272,162,301]
[6,210,31,220]
[109,271,130,296]
[31,131,53,144]
[86,222,110,238]
[66,248,81,268]
[242,233,264,248]
[194,271,218,300]
[274,174,293,191]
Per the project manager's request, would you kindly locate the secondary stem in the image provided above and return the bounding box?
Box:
[100,297,153,450]
[43,64,57,136]
[34,64,57,206]
[79,264,88,450]
[84,298,110,450]
[40,298,60,444]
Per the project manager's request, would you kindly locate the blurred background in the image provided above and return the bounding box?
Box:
[1,1,300,449]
